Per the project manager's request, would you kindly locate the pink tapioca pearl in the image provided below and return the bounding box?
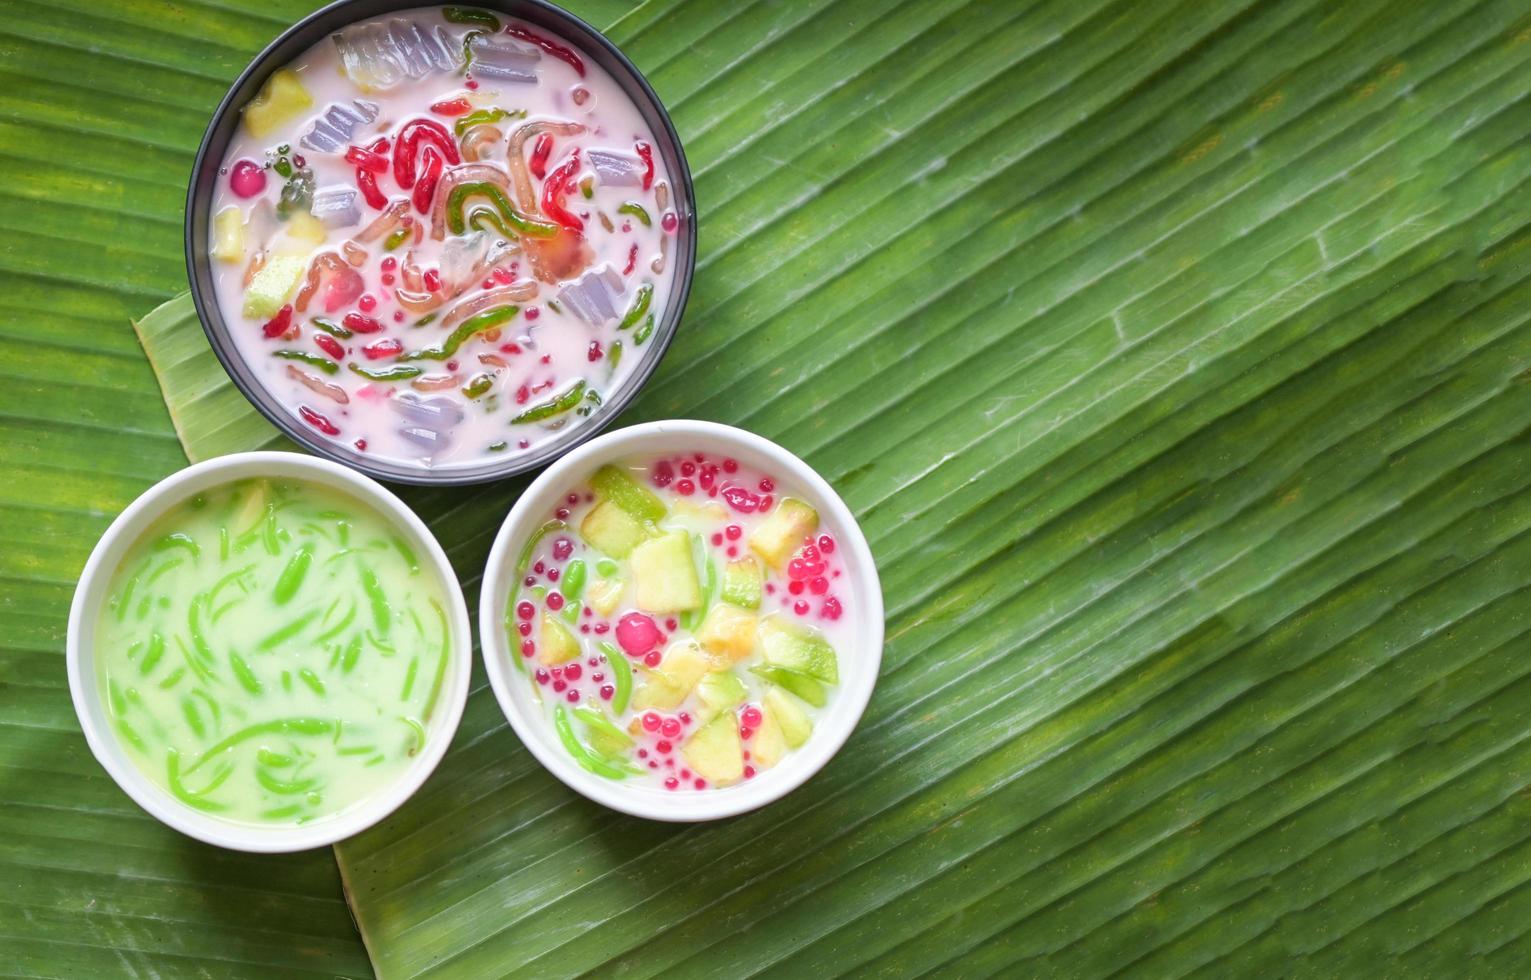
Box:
[727,547,737,557]
[809,577,829,595]
[649,760,659,769]
[534,669,550,685]
[739,727,754,741]
[660,717,681,738]
[552,537,573,561]
[665,618,679,632]
[723,458,738,473]
[520,640,535,657]
[680,768,691,780]
[548,568,560,582]
[555,507,570,520]
[553,679,567,693]
[642,712,662,732]
[676,479,695,496]
[644,650,662,667]
[638,748,648,758]
[758,477,774,493]
[740,706,762,728]
[788,580,804,596]
[517,621,532,637]
[652,460,674,487]
[822,596,843,620]
[759,494,774,511]
[679,712,692,725]
[693,778,706,790]
[656,740,672,754]
[566,493,579,505]
[664,777,679,790]
[793,600,810,616]
[517,601,535,621]
[711,532,724,546]
[617,612,660,654]
[725,524,742,540]
[579,624,590,634]
[743,765,756,779]
[533,560,545,574]
[818,534,835,553]
[565,689,580,703]
[600,685,615,700]
[547,592,565,611]
[564,663,581,681]
[594,622,609,634]
[524,576,536,588]
[680,461,696,477]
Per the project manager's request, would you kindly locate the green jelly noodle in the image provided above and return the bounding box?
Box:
[95,477,451,826]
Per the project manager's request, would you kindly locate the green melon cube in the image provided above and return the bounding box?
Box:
[579,500,650,558]
[630,530,701,613]
[591,464,666,522]
[539,613,581,665]
[749,498,818,569]
[721,556,764,609]
[760,617,838,685]
[696,671,748,721]
[682,712,744,785]
[242,254,307,320]
[765,687,812,748]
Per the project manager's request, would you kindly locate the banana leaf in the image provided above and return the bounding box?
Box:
[18,0,1531,975]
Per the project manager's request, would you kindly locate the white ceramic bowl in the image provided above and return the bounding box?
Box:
[480,420,884,821]
[67,451,472,852]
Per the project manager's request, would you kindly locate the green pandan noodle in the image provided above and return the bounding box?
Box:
[95,477,451,825]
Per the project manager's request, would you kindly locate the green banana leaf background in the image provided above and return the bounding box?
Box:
[8,0,1531,975]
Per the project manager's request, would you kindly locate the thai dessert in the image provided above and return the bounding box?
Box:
[507,452,850,790]
[208,6,681,471]
[95,477,452,824]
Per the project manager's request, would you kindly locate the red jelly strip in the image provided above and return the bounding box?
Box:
[430,97,472,116]
[412,146,444,214]
[261,304,293,338]
[362,337,403,360]
[314,334,344,360]
[505,25,585,77]
[344,145,389,173]
[635,141,654,191]
[299,405,340,435]
[343,312,384,334]
[529,133,553,180]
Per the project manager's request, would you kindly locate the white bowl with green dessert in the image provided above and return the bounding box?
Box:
[67,452,471,852]
[480,420,883,821]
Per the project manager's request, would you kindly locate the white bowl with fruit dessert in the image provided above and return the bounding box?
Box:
[479,420,882,820]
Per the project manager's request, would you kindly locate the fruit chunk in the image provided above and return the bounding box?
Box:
[591,464,666,522]
[539,613,581,665]
[766,687,812,748]
[749,497,819,569]
[632,639,711,710]
[750,665,827,707]
[682,712,744,785]
[243,68,314,138]
[695,671,747,721]
[751,704,787,769]
[575,707,634,760]
[720,556,763,609]
[213,206,245,264]
[579,500,649,558]
[760,617,838,684]
[242,255,307,319]
[697,603,758,661]
[630,530,701,613]
[585,576,623,617]
[284,211,327,244]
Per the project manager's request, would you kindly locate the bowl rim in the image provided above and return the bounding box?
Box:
[66,451,473,852]
[184,0,697,486]
[479,420,885,822]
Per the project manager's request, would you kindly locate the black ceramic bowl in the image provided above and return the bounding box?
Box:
[186,0,695,485]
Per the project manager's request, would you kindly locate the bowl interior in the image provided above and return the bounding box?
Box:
[481,421,885,821]
[185,0,696,485]
[68,452,472,851]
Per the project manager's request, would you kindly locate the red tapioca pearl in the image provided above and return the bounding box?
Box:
[547,568,561,582]
[391,309,403,321]
[555,507,571,520]
[743,765,756,779]
[693,778,706,790]
[649,760,659,769]
[637,748,648,759]
[809,577,829,596]
[358,293,377,312]
[711,532,724,546]
[656,740,672,754]
[533,560,545,575]
[665,758,675,768]
[534,668,550,685]
[758,494,774,511]
[801,545,820,563]
[564,663,581,681]
[565,493,579,506]
[741,706,762,728]
[517,601,535,621]
[694,452,706,463]
[725,524,742,540]
[525,306,539,321]
[517,621,532,637]
[822,596,843,620]
[423,268,442,292]
[742,750,750,761]
[565,689,580,702]
[708,486,718,498]
[664,776,679,790]
[587,340,603,362]
[758,477,774,493]
[679,768,691,780]
[552,537,573,561]
[584,606,593,618]
[793,600,810,616]
[788,580,804,596]
[579,624,590,634]
[643,650,662,667]
[550,666,563,677]
[588,656,600,667]
[515,385,530,404]
[593,622,609,634]
[726,546,737,558]
[591,671,604,682]
[652,460,674,487]
[552,679,566,693]
[381,256,397,272]
[765,583,776,595]
[523,575,536,588]
[676,478,695,496]
[723,458,739,473]
[818,534,836,553]
[518,439,530,449]
[355,438,368,451]
[641,712,662,732]
[680,460,696,477]
[739,728,753,741]
[660,717,681,738]
[546,592,565,611]
[584,493,594,503]
[521,639,535,657]
[665,618,679,632]
[699,470,715,491]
